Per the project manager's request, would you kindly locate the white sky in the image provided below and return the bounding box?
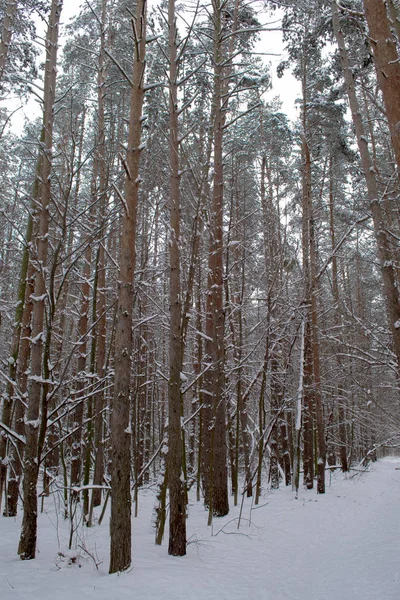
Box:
[62,0,82,22]
[259,26,300,119]
[7,0,300,133]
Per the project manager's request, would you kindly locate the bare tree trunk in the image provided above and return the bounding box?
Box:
[329,157,348,472]
[135,311,147,487]
[0,207,33,512]
[301,66,314,488]
[69,205,94,495]
[293,320,305,498]
[255,340,268,505]
[202,0,229,520]
[167,0,186,556]
[0,0,17,83]
[387,0,400,41]
[269,353,284,490]
[260,154,287,491]
[180,111,209,358]
[237,303,252,497]
[302,321,314,489]
[333,1,400,371]
[300,47,326,493]
[18,0,62,560]
[308,171,326,494]
[109,0,147,574]
[195,267,203,502]
[91,0,109,513]
[363,0,400,175]
[7,257,35,516]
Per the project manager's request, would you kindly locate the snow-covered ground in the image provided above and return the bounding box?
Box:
[1,458,399,600]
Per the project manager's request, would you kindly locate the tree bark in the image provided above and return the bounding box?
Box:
[167,0,186,556]
[202,0,230,520]
[91,0,109,513]
[308,171,326,494]
[7,257,35,517]
[363,0,400,176]
[0,209,33,512]
[333,0,400,372]
[109,0,147,574]
[69,204,94,495]
[18,0,62,560]
[387,0,400,42]
[293,320,305,498]
[0,0,18,83]
[329,157,348,472]
[301,62,315,489]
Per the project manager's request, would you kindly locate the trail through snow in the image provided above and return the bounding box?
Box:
[1,458,399,599]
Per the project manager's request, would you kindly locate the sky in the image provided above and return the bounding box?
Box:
[7,0,300,133]
[63,0,301,118]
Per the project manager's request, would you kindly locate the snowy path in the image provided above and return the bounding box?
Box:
[1,458,399,600]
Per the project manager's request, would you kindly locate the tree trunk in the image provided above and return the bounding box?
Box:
[293,320,305,498]
[300,51,315,490]
[0,0,17,83]
[91,0,109,513]
[387,0,400,42]
[7,258,35,517]
[167,0,186,556]
[0,209,33,512]
[202,0,229,520]
[308,160,326,494]
[333,1,400,372]
[301,48,326,494]
[109,0,147,574]
[363,0,400,176]
[329,157,348,473]
[69,206,94,495]
[18,0,62,560]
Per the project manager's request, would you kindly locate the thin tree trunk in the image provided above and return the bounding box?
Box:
[255,339,269,505]
[300,54,315,489]
[91,0,109,512]
[309,189,326,493]
[302,320,314,489]
[0,207,33,512]
[7,257,35,517]
[293,320,305,498]
[69,206,94,495]
[329,157,348,472]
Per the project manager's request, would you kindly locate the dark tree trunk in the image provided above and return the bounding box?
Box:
[167,0,186,557]
[202,0,230,520]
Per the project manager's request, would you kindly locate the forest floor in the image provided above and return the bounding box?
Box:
[1,458,399,599]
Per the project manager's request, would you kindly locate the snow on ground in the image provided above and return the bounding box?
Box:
[1,458,400,600]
